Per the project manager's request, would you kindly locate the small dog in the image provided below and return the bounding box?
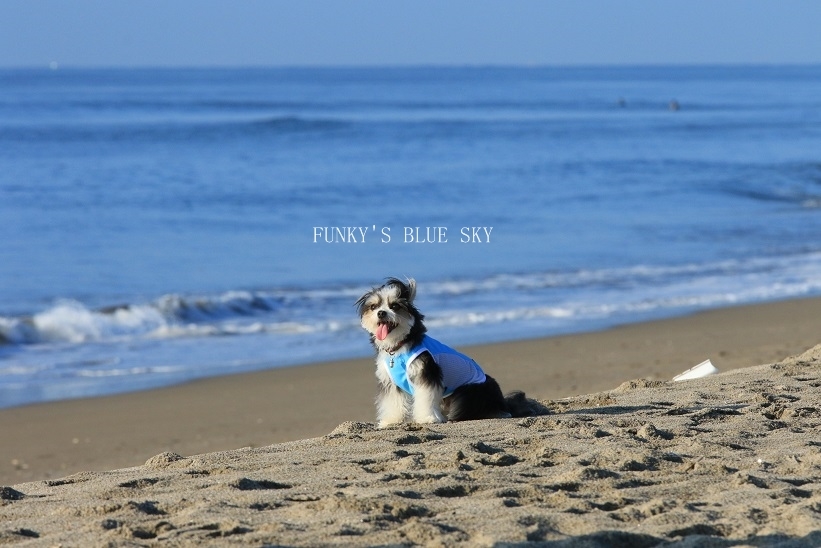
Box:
[356,277,530,427]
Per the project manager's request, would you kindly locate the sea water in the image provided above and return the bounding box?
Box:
[2,65,821,408]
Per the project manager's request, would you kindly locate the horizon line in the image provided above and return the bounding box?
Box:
[3,61,821,71]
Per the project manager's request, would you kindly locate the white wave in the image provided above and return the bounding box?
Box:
[3,251,821,350]
[0,289,288,346]
[0,300,168,345]
[0,363,50,376]
[147,320,321,340]
[0,316,39,345]
[74,365,181,378]
[426,306,574,329]
[154,291,277,321]
[148,324,223,340]
[421,252,821,298]
[424,269,821,331]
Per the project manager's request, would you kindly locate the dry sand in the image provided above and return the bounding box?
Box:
[2,298,821,545]
[2,344,821,546]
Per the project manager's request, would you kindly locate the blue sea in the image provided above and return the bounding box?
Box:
[2,65,821,409]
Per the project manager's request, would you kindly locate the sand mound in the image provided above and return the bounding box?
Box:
[3,346,821,546]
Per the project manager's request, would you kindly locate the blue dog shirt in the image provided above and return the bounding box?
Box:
[384,335,487,396]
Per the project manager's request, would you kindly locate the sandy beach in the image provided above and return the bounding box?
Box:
[2,297,821,545]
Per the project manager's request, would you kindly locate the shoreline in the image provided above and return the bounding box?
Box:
[4,295,821,486]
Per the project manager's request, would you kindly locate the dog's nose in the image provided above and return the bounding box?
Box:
[377,310,387,319]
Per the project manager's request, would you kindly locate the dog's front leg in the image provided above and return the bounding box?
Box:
[408,354,446,424]
[411,383,446,424]
[376,384,409,427]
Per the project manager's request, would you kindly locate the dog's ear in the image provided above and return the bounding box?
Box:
[405,278,417,303]
[354,288,373,316]
[384,277,415,303]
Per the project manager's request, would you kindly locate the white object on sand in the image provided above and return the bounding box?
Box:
[673,359,719,382]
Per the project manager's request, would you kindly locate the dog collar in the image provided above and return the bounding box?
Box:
[385,338,410,359]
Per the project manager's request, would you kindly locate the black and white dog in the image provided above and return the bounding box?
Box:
[356,277,530,427]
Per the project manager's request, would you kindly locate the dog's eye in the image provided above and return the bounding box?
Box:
[369,304,378,311]
[389,303,400,311]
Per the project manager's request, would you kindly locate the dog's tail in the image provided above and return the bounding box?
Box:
[504,391,549,417]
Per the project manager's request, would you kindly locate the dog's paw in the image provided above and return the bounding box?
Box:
[413,414,446,425]
[377,419,402,429]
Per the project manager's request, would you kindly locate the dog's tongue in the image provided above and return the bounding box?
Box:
[376,323,389,341]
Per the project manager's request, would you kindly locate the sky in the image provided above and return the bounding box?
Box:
[1,0,821,68]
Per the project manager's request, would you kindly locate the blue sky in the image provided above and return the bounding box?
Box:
[2,0,820,67]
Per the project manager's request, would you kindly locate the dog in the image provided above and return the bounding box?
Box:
[356,277,531,427]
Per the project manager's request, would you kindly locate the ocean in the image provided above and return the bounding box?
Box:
[2,65,821,409]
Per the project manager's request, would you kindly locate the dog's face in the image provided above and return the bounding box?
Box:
[356,277,425,351]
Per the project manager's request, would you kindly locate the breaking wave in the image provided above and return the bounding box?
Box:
[4,252,821,350]
[0,290,334,346]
